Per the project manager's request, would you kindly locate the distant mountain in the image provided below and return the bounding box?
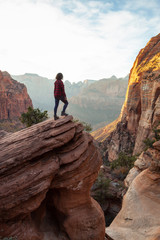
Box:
[12,73,95,112]
[13,73,128,130]
[12,73,53,111]
[68,75,129,130]
[64,79,96,98]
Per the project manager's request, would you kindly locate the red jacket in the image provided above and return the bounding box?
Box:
[54,79,66,98]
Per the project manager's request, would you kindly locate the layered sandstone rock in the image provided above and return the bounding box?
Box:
[92,33,160,161]
[106,141,160,240]
[0,71,32,120]
[0,116,105,240]
[92,33,160,240]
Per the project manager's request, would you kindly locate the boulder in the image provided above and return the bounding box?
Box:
[106,168,160,240]
[0,116,105,240]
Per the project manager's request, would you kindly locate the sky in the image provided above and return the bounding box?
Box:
[0,0,160,83]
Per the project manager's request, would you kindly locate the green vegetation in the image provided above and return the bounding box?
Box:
[20,107,48,127]
[143,124,160,150]
[110,152,136,170]
[107,124,160,180]
[93,171,110,204]
[143,138,155,150]
[110,152,137,180]
[73,119,92,132]
[153,127,160,141]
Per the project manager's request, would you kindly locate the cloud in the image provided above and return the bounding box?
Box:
[0,0,159,82]
[124,0,159,13]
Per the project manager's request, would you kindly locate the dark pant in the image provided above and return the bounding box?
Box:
[54,97,68,116]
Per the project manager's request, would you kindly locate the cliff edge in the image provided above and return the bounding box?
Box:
[0,71,32,120]
[92,33,160,161]
[0,116,105,240]
[106,140,160,240]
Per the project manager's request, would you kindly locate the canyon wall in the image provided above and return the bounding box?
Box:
[0,71,33,132]
[106,138,160,240]
[93,33,160,161]
[92,33,160,240]
[0,116,105,240]
[0,71,32,120]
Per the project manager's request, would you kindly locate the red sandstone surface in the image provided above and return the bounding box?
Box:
[92,33,160,161]
[0,116,105,240]
[91,33,160,240]
[0,71,32,120]
[106,141,160,240]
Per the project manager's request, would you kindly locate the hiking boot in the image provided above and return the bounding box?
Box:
[61,111,68,116]
[54,115,59,120]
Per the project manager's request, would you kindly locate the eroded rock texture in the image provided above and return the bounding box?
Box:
[0,116,105,240]
[92,33,160,240]
[0,71,32,120]
[106,141,160,240]
[92,33,160,161]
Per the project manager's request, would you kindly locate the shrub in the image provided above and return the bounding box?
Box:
[143,124,160,150]
[93,171,110,204]
[73,119,92,132]
[81,121,92,132]
[110,152,136,170]
[112,166,129,180]
[109,152,137,180]
[153,128,160,141]
[20,107,48,127]
[143,138,155,150]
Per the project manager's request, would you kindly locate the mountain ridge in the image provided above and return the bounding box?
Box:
[12,73,128,130]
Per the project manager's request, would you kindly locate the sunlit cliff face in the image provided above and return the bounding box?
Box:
[122,36,160,118]
[92,34,160,158]
[92,118,119,142]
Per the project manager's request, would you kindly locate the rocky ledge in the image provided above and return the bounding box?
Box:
[106,141,160,240]
[0,116,105,240]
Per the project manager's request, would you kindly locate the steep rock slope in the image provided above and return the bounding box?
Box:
[92,33,160,161]
[0,71,33,120]
[0,71,33,132]
[106,140,160,240]
[0,116,105,240]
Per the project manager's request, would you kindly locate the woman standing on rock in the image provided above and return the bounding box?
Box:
[54,73,69,120]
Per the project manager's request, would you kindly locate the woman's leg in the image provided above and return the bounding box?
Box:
[61,97,69,115]
[62,100,68,113]
[54,98,60,117]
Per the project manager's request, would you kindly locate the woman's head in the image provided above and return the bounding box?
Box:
[56,73,63,80]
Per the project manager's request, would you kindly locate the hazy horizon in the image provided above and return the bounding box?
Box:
[12,71,129,83]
